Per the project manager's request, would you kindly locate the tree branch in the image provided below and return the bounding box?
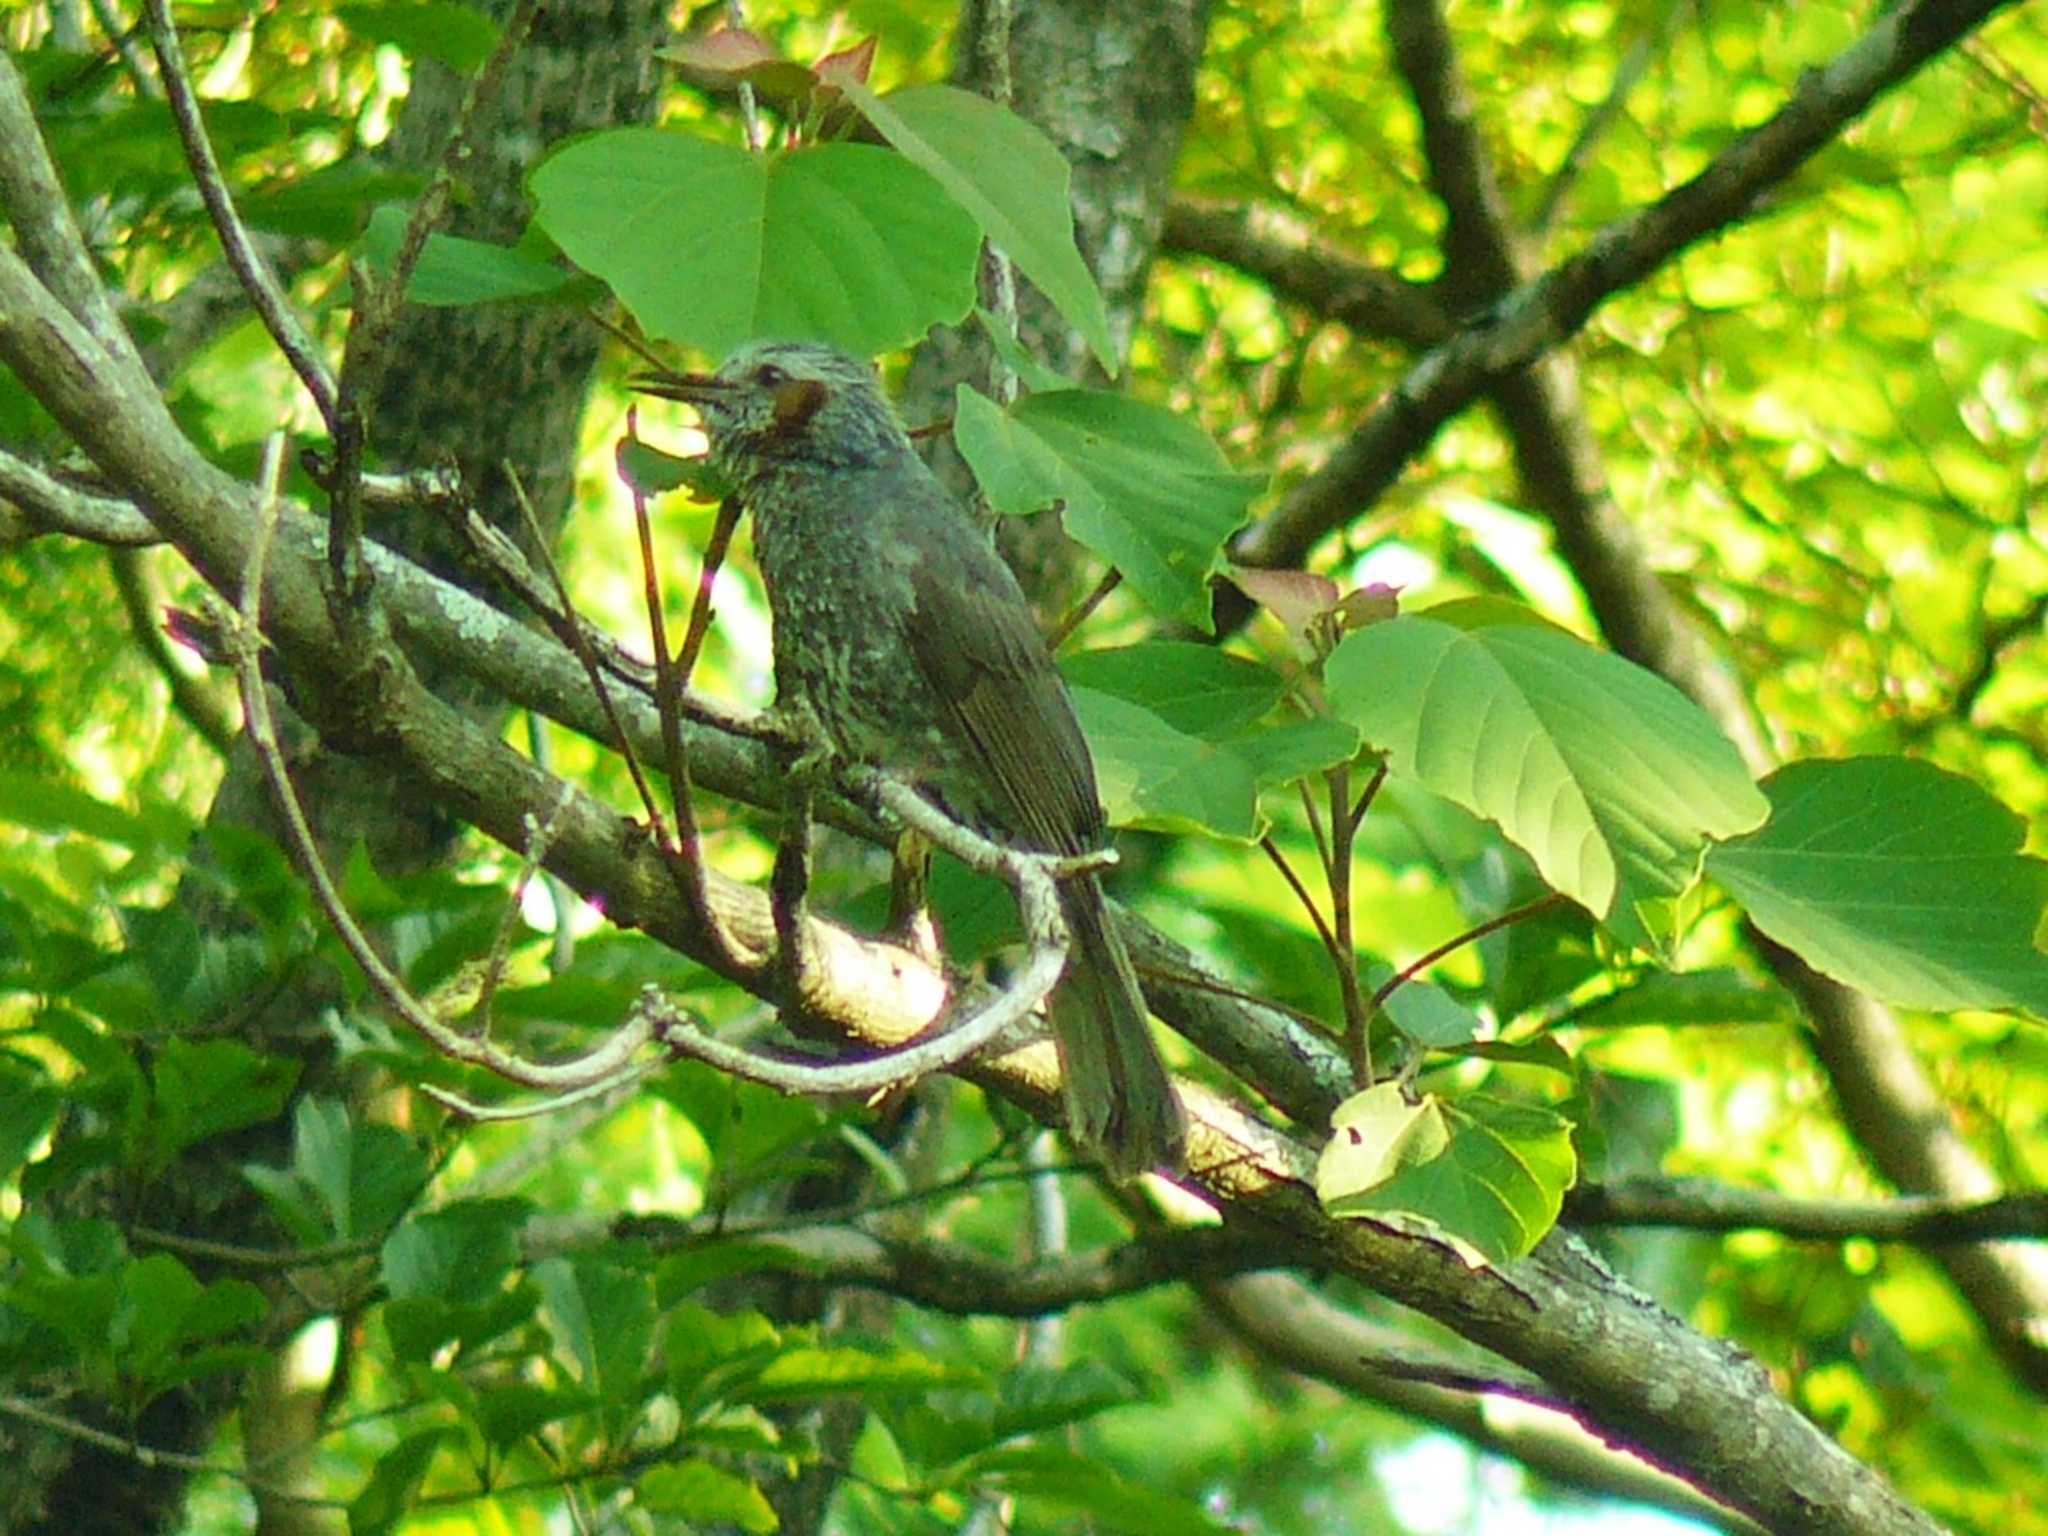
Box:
[1203,1274,1771,1536]
[1233,0,2022,573]
[140,0,338,423]
[1567,1178,2048,1244]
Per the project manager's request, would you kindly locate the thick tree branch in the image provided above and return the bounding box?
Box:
[1162,198,1447,349]
[0,50,151,389]
[1204,1274,1770,1536]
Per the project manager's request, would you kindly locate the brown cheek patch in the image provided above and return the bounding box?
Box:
[771,378,829,434]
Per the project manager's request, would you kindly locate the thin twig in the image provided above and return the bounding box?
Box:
[421,1056,662,1123]
[128,1226,378,1272]
[1045,566,1122,650]
[87,0,161,97]
[225,437,660,1094]
[1296,775,1332,875]
[141,0,337,424]
[1530,5,1674,237]
[506,469,672,847]
[725,0,764,151]
[455,496,683,712]
[1327,763,1373,1083]
[0,447,159,545]
[525,712,579,973]
[1259,834,1340,960]
[1346,759,1387,834]
[0,1394,344,1508]
[1371,893,1568,1008]
[674,495,742,687]
[467,786,577,1036]
[628,472,754,973]
[108,547,238,751]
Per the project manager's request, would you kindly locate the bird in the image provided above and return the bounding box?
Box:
[636,339,1187,1178]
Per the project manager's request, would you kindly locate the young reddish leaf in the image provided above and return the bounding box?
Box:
[1226,564,1340,637]
[815,35,877,87]
[659,26,783,77]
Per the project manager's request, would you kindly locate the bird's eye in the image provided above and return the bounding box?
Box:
[753,363,788,388]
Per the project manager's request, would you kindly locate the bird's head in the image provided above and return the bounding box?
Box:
[633,340,909,479]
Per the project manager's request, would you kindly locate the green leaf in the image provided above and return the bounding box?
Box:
[1707,757,2048,1016]
[1363,965,1486,1048]
[1069,687,1259,840]
[0,1055,60,1177]
[838,81,1116,372]
[150,1038,300,1164]
[651,1063,832,1189]
[1314,1084,1451,1194]
[535,1256,656,1408]
[349,1429,449,1536]
[1325,614,1769,951]
[383,1281,538,1366]
[637,1460,779,1532]
[530,131,979,357]
[992,1361,1139,1438]
[0,770,190,849]
[473,1382,597,1448]
[1317,1086,1577,1265]
[662,1302,782,1404]
[359,205,577,306]
[238,164,427,241]
[380,1199,527,1306]
[748,1344,959,1401]
[616,433,725,498]
[248,1098,427,1243]
[1058,642,1286,737]
[972,1445,1232,1534]
[106,1254,263,1402]
[108,1252,202,1377]
[338,1,501,72]
[1225,714,1362,788]
[309,1102,427,1241]
[954,386,1263,630]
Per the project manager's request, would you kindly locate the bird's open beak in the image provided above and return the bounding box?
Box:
[628,369,726,405]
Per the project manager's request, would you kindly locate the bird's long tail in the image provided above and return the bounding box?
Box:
[1049,877,1187,1178]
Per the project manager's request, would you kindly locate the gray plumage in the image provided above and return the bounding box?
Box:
[644,339,1186,1177]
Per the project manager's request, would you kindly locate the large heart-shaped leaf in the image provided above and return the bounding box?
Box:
[530,131,979,356]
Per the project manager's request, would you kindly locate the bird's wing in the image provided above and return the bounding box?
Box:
[899,520,1105,858]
